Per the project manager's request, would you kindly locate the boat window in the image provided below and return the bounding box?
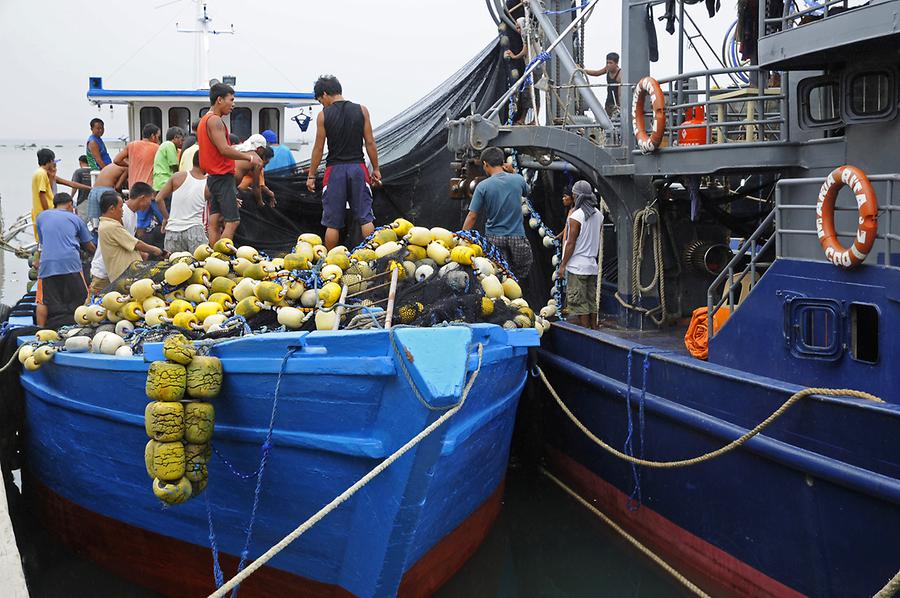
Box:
[786,300,842,360]
[260,108,279,137]
[849,303,878,363]
[807,82,840,123]
[139,107,162,132]
[200,107,209,118]
[168,107,190,132]
[798,76,841,129]
[230,107,252,142]
[848,71,892,117]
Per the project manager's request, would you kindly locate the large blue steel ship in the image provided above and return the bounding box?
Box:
[445,0,900,595]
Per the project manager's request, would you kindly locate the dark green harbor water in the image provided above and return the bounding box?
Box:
[9,467,683,598]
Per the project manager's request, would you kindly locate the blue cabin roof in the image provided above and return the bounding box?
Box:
[86,77,315,107]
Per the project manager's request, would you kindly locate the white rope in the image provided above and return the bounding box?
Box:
[0,347,22,374]
[208,343,485,598]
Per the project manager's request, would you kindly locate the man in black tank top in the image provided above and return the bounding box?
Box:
[583,52,622,117]
[307,75,381,250]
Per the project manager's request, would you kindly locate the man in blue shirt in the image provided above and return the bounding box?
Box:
[86,118,112,170]
[261,129,296,172]
[462,147,534,280]
[35,193,95,327]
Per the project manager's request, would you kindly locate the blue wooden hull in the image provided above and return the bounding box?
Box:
[538,322,900,597]
[20,324,538,597]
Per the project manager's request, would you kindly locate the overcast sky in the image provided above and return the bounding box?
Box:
[0,0,735,142]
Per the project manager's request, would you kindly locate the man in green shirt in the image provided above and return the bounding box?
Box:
[152,127,185,221]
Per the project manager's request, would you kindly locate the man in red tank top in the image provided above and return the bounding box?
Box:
[198,82,261,244]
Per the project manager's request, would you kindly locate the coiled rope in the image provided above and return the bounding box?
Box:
[207,343,485,598]
[536,365,883,468]
[615,206,667,326]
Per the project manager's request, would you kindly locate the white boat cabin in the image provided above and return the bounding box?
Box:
[86,77,316,149]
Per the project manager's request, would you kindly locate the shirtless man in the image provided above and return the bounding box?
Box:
[197,82,261,244]
[86,162,129,230]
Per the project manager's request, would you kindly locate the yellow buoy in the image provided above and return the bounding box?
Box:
[325,252,350,270]
[202,313,227,332]
[145,440,186,481]
[481,297,495,317]
[426,241,451,265]
[193,244,214,261]
[210,276,236,295]
[184,284,209,303]
[232,278,258,301]
[450,245,475,266]
[235,245,260,262]
[405,227,432,247]
[166,299,194,317]
[184,402,215,444]
[318,282,342,308]
[34,329,60,342]
[164,262,194,286]
[315,308,339,330]
[391,217,414,237]
[144,401,185,442]
[502,278,522,300]
[144,307,168,327]
[254,281,286,304]
[142,296,166,313]
[284,253,310,272]
[231,257,253,276]
[184,443,210,484]
[18,345,35,364]
[146,361,187,401]
[213,238,236,255]
[33,345,56,365]
[152,476,192,504]
[234,297,264,318]
[374,241,400,259]
[162,334,196,364]
[373,228,398,245]
[121,301,145,322]
[299,233,323,247]
[186,356,223,400]
[277,306,306,329]
[351,248,377,262]
[129,278,158,302]
[430,227,456,247]
[208,293,235,310]
[300,289,318,308]
[294,242,315,263]
[172,312,200,330]
[285,280,305,300]
[405,244,426,261]
[189,267,210,287]
[480,275,504,299]
[203,256,231,278]
[101,291,128,312]
[194,301,223,321]
[320,263,343,283]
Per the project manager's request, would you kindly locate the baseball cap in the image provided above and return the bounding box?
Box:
[234,134,267,152]
[261,130,277,144]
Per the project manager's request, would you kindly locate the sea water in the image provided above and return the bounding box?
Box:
[1,140,682,597]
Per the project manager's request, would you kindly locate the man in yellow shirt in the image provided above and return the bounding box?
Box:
[97,191,165,283]
[32,148,92,239]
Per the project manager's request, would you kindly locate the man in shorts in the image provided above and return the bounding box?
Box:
[34,193,95,327]
[462,147,534,281]
[558,180,603,329]
[306,75,381,250]
[198,82,261,244]
[159,152,210,254]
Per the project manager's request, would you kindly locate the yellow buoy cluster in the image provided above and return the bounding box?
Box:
[144,333,221,505]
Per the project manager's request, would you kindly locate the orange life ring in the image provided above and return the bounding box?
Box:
[816,165,878,269]
[632,76,666,153]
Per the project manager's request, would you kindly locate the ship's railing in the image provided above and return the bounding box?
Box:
[707,173,900,339]
[762,0,869,36]
[774,174,900,261]
[547,80,624,147]
[633,66,788,153]
[706,209,776,340]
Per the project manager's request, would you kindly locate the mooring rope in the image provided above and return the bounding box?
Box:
[536,365,883,468]
[875,570,900,598]
[541,467,710,597]
[207,343,485,598]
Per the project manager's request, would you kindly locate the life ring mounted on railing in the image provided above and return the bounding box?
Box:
[816,165,878,269]
[632,76,666,154]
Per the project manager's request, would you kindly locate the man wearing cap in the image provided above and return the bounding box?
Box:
[233,135,275,208]
[261,129,296,172]
[34,193,95,327]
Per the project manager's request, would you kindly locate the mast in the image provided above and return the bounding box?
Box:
[177,0,233,90]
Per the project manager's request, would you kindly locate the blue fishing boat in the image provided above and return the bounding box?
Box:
[16,323,537,597]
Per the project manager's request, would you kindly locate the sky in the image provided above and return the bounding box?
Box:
[0,0,736,143]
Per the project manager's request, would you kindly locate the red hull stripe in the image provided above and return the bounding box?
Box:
[25,474,504,598]
[547,448,805,598]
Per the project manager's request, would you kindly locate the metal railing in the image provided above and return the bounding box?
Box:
[631,66,788,154]
[707,173,900,340]
[762,0,868,35]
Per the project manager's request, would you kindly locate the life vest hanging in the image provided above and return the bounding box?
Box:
[816,165,878,269]
[632,76,666,154]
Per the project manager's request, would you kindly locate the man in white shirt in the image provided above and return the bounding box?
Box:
[558,180,603,329]
[159,151,210,253]
[89,183,154,296]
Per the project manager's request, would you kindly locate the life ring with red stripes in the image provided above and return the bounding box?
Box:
[816,165,878,269]
[632,76,666,154]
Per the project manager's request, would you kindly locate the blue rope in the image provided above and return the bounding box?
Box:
[230,345,297,597]
[205,491,225,589]
[543,1,588,14]
[212,445,262,481]
[453,229,517,282]
[623,346,653,511]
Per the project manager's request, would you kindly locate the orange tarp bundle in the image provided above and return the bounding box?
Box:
[684,306,731,360]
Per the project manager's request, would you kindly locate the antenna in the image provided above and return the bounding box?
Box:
[176,0,234,90]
